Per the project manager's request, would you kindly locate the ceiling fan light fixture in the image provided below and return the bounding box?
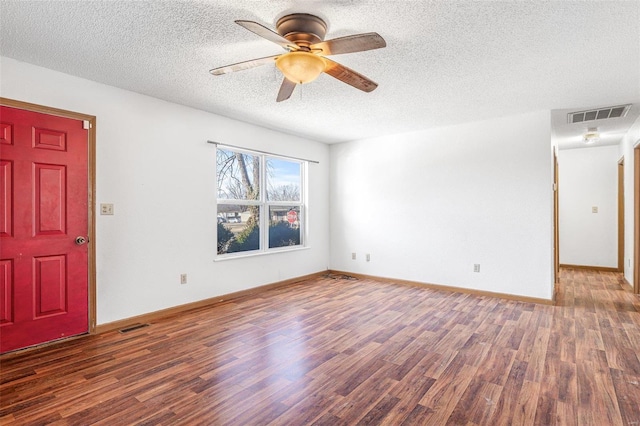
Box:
[583,127,600,144]
[276,52,326,84]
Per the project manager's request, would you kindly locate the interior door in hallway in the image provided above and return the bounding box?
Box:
[0,105,89,353]
[635,145,640,293]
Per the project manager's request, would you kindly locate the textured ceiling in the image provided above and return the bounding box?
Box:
[1,0,639,145]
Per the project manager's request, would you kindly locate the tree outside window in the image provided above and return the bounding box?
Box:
[216,147,305,256]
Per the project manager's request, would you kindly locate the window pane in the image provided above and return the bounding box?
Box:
[267,158,300,202]
[269,206,301,248]
[217,148,260,200]
[217,204,260,254]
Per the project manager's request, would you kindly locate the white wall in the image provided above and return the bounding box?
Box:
[0,57,330,324]
[329,111,554,300]
[558,146,620,268]
[620,116,640,284]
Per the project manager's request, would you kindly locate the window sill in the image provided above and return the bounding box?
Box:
[214,245,310,262]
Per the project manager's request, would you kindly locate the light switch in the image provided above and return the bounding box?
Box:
[592,206,598,213]
[100,203,114,215]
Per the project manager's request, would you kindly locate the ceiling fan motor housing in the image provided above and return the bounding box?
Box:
[276,13,327,47]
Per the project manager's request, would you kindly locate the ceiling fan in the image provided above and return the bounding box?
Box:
[210,13,386,102]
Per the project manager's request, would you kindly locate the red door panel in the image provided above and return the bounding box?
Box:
[0,105,88,353]
[0,259,12,325]
[0,160,12,237]
[34,255,67,317]
[0,123,12,144]
[34,163,67,235]
[34,127,67,151]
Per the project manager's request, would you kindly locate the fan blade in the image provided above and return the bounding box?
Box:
[235,20,296,51]
[210,54,280,76]
[276,78,296,102]
[323,58,378,92]
[311,32,386,56]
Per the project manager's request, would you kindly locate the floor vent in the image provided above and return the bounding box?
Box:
[119,323,150,333]
[568,104,630,124]
[323,273,358,280]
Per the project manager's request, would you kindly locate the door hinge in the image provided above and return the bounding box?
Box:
[83,120,91,130]
[553,183,557,191]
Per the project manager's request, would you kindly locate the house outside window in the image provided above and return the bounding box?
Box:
[216,146,305,256]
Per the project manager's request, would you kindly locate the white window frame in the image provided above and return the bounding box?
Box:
[215,145,307,259]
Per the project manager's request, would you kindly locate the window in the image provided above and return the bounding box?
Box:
[216,146,305,256]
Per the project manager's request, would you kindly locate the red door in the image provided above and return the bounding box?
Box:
[0,106,89,353]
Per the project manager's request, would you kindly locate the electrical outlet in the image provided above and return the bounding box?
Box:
[473,264,480,273]
[180,273,187,284]
[592,206,598,213]
[366,254,371,262]
[351,252,356,260]
[100,203,114,215]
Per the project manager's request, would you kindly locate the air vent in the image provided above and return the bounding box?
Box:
[119,323,150,333]
[568,104,630,124]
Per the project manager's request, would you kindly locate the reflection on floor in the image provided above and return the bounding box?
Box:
[1,268,639,424]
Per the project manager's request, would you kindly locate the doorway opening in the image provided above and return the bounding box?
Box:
[634,145,640,293]
[618,158,624,273]
[554,147,559,285]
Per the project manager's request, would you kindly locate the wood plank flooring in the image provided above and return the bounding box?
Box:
[1,268,639,425]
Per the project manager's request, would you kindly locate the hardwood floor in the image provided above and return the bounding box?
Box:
[1,268,639,425]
